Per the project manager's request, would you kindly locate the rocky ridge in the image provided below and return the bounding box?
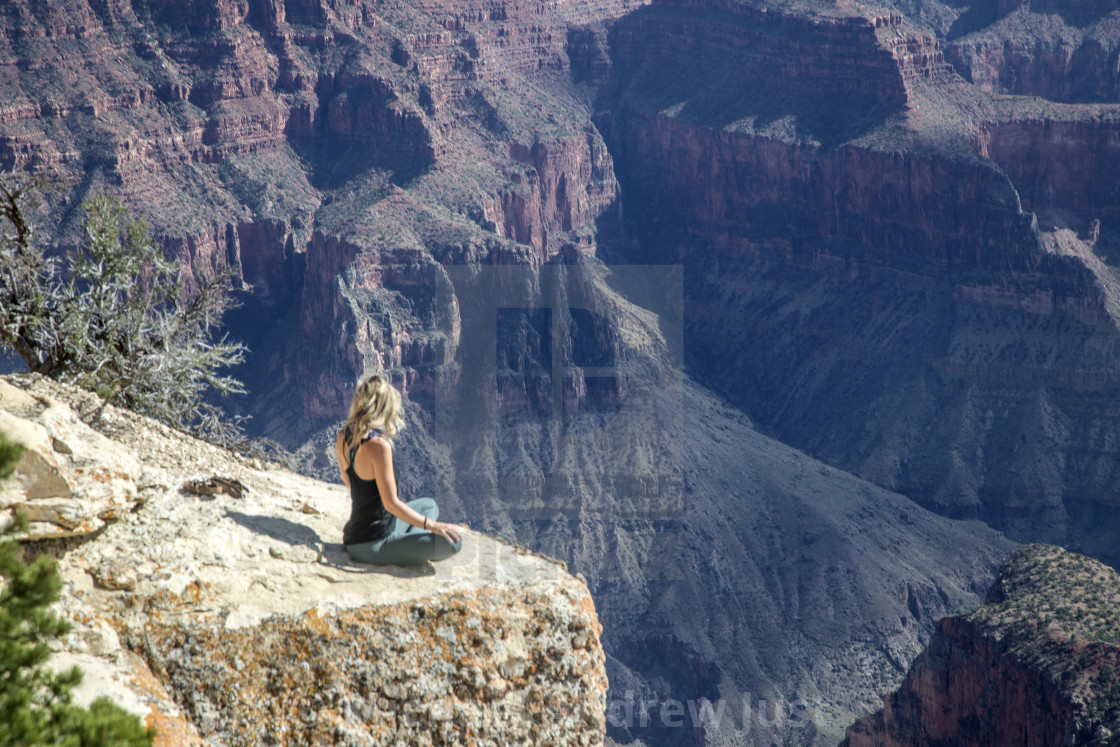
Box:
[945,4,1120,102]
[843,544,1120,745]
[0,373,608,746]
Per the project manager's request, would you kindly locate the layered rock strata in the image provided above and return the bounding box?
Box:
[600,0,1120,571]
[843,544,1120,746]
[0,374,607,746]
[0,0,636,434]
[604,0,1097,277]
[945,7,1120,102]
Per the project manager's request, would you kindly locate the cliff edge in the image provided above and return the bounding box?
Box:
[843,544,1120,746]
[0,373,607,746]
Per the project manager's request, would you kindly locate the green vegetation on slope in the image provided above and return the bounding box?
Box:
[970,544,1120,736]
[979,544,1120,646]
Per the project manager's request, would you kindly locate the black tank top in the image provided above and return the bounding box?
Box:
[342,427,393,545]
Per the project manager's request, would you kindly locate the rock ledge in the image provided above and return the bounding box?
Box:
[0,374,607,746]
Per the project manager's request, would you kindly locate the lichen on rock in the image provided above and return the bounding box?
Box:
[129,588,605,746]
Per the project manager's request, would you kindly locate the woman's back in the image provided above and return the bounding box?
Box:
[341,428,392,545]
[336,374,462,565]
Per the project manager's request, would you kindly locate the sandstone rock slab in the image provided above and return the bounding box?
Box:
[1,386,142,538]
[0,410,71,504]
[1,375,607,746]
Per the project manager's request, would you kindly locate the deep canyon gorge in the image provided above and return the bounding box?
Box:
[3,0,1120,742]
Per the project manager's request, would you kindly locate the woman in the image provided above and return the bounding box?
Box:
[336,374,462,565]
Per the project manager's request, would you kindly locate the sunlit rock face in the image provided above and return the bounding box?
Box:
[0,379,142,539]
[1,374,607,746]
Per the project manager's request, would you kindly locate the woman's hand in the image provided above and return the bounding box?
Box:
[361,437,462,544]
[426,520,462,544]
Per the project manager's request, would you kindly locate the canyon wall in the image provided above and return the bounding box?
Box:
[843,544,1120,745]
[0,0,635,436]
[981,117,1120,225]
[603,0,1102,277]
[600,0,1120,571]
[8,0,1120,744]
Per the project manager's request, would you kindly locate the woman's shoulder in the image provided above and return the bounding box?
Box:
[359,434,392,455]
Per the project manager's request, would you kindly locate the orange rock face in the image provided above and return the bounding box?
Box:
[844,545,1120,746]
[844,617,1080,746]
[0,0,634,428]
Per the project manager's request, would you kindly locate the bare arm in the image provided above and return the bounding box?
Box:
[358,438,461,544]
[335,430,351,489]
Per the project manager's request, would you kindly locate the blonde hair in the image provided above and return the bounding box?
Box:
[344,374,405,453]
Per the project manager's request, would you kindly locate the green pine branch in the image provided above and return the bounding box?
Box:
[0,431,154,746]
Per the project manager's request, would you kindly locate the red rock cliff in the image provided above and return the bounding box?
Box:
[844,545,1120,746]
[0,0,636,428]
[604,0,1082,275]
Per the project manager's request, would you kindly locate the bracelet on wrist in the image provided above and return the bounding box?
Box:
[423,517,428,530]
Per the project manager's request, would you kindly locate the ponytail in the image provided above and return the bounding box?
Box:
[343,374,404,453]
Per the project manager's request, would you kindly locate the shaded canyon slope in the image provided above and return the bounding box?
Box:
[597,0,1120,571]
[844,544,1120,746]
[3,0,1118,744]
[572,374,1016,745]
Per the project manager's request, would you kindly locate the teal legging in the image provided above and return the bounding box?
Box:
[344,498,462,566]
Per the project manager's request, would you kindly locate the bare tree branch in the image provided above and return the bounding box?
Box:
[0,176,263,451]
